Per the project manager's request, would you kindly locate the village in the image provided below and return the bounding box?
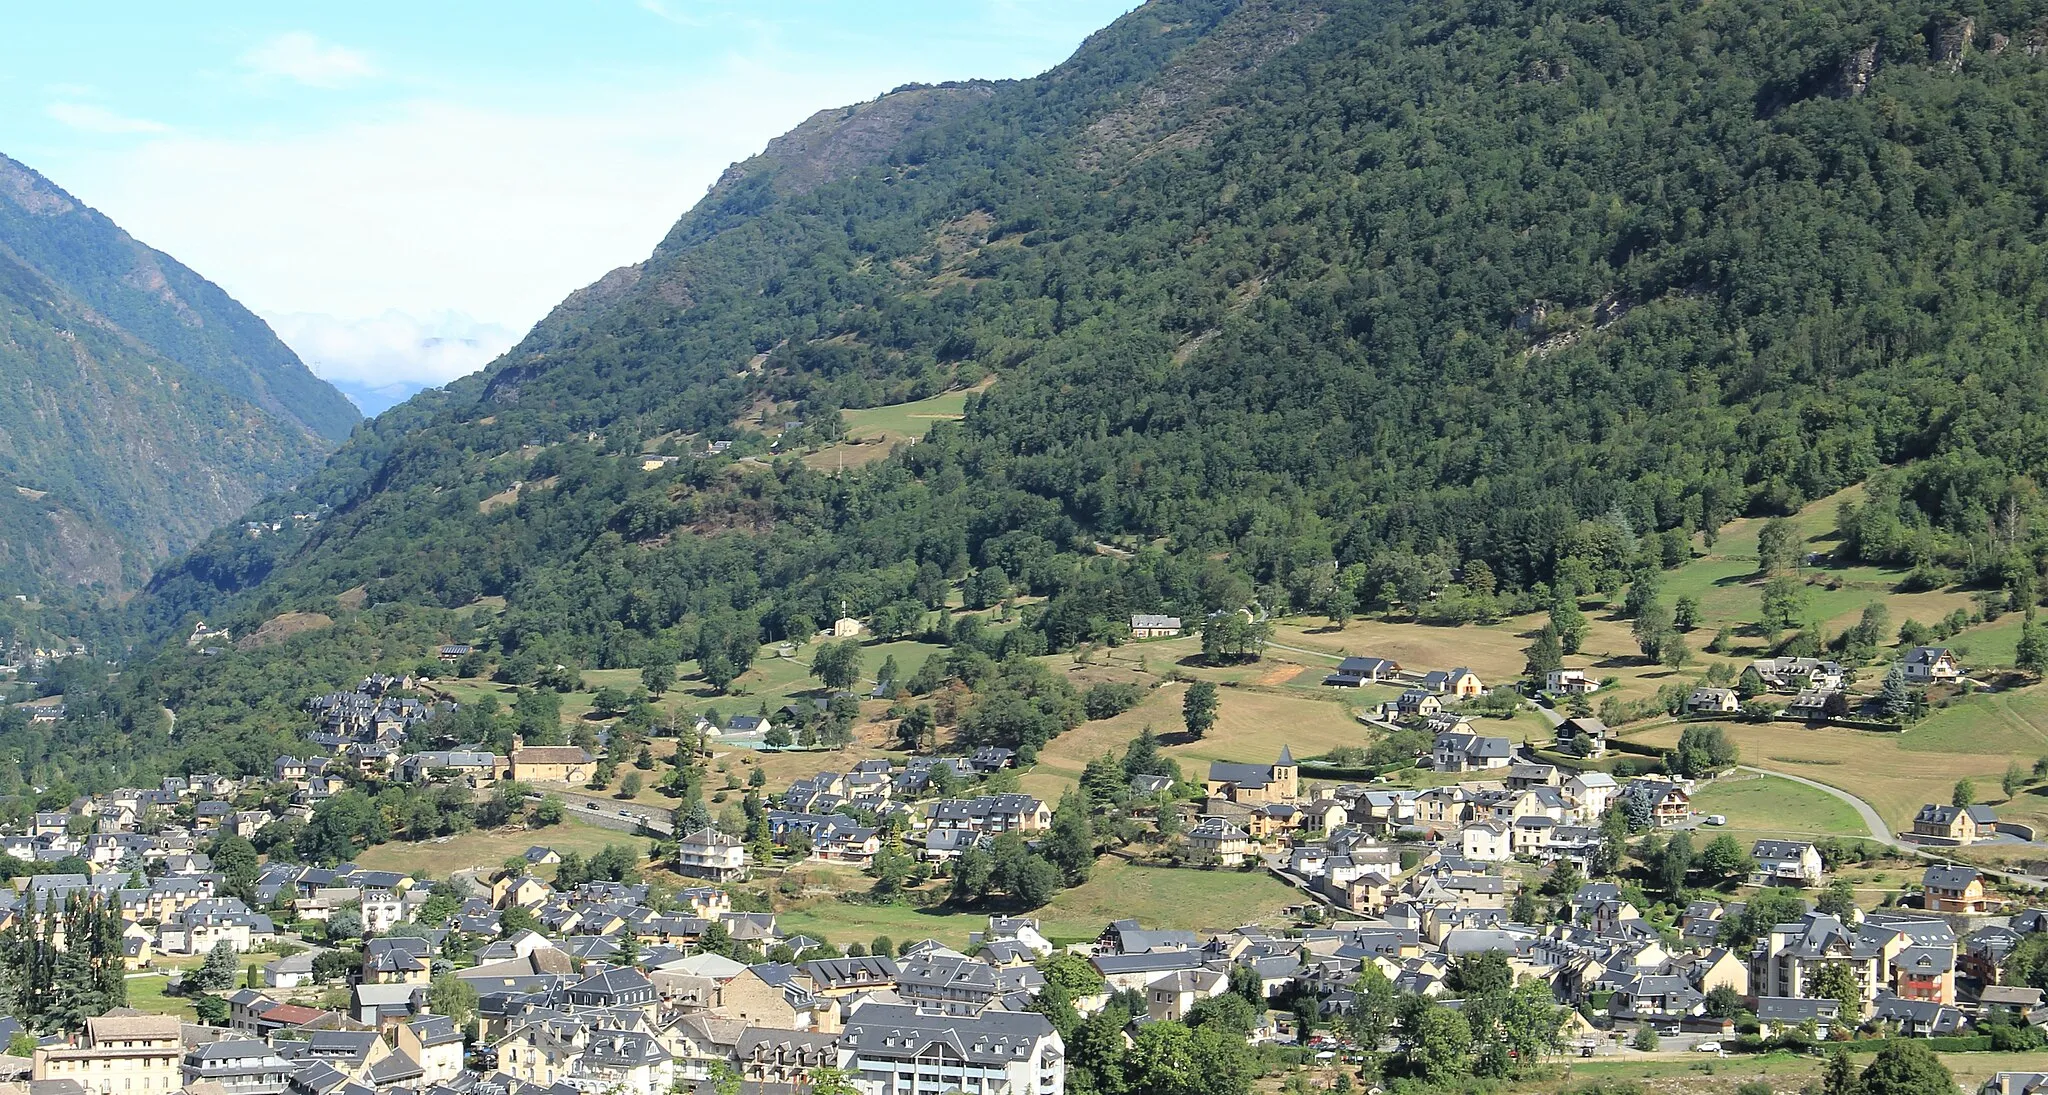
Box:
[3,616,2048,1095]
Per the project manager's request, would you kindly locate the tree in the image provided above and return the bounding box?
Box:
[326,907,364,941]
[1407,1004,1473,1083]
[1348,964,1400,1067]
[1043,793,1095,886]
[193,939,239,991]
[1816,878,1859,921]
[1632,1025,1659,1051]
[1656,832,1694,897]
[1660,633,1692,670]
[2020,616,2048,678]
[1550,601,1589,654]
[1760,575,1808,636]
[1704,985,1744,1018]
[1880,663,1913,720]
[1182,681,1218,739]
[640,661,674,696]
[1822,1049,1856,1095]
[1954,779,1977,808]
[1673,595,1701,631]
[192,993,228,1026]
[1523,625,1564,679]
[1736,664,1767,699]
[1695,834,1752,883]
[1809,962,1863,1023]
[430,971,480,1025]
[2006,762,2025,800]
[1671,724,1738,778]
[1854,1039,1955,1095]
[1757,517,1799,574]
[618,771,642,798]
[810,639,865,691]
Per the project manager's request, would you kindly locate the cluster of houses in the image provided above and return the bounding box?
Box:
[0,637,88,682]
[306,676,458,776]
[765,751,1050,867]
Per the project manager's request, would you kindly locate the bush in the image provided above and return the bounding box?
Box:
[1082,682,1143,721]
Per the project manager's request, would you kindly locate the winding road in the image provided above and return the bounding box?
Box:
[1733,764,1895,845]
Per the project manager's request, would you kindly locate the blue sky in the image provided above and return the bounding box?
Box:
[0,1,1134,404]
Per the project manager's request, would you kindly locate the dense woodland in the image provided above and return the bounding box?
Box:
[22,0,2048,777]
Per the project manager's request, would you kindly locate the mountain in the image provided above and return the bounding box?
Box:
[84,0,2048,765]
[0,153,358,592]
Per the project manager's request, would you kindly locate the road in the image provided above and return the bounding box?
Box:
[530,789,673,837]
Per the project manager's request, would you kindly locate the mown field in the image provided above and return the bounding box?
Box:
[1686,771,1865,839]
[353,817,638,878]
[768,856,1302,948]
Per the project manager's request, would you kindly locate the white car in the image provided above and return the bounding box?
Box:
[1704,815,1727,826]
[1695,1041,1722,1053]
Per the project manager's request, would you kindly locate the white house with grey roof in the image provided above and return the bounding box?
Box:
[838,1001,1063,1095]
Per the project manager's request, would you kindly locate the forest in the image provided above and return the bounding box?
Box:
[27,0,2048,769]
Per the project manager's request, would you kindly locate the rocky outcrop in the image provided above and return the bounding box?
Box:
[1074,0,1337,170]
[1832,42,1880,97]
[1936,17,1975,72]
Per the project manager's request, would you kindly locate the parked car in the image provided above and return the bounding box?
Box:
[1695,1041,1722,1053]
[1704,815,1728,826]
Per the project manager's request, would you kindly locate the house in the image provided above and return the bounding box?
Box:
[1751,913,1883,1006]
[509,743,593,784]
[1563,771,1618,820]
[1325,656,1400,687]
[1460,820,1511,862]
[838,1002,1064,1095]
[1912,803,1999,846]
[1424,668,1485,699]
[1903,647,1963,685]
[1686,687,1740,715]
[1756,996,1843,1039]
[1787,689,1848,721]
[1922,864,1989,914]
[1750,657,1848,693]
[1188,816,1254,866]
[33,1015,183,1093]
[1130,614,1183,639]
[1555,716,1609,758]
[832,617,864,638]
[180,1039,293,1095]
[1205,748,1299,805]
[1617,778,1690,826]
[436,644,474,663]
[395,1016,465,1085]
[1753,840,1824,886]
[1432,732,1512,773]
[676,828,750,882]
[1545,669,1598,695]
[1396,690,1444,718]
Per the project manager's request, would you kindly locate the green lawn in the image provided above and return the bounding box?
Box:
[1687,772,1864,839]
[841,388,976,440]
[1905,689,2048,757]
[125,973,197,1020]
[772,857,1304,948]
[353,817,638,878]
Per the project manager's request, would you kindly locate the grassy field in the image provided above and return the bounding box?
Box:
[1687,772,1865,839]
[1629,718,2048,836]
[804,384,988,470]
[353,818,639,878]
[125,972,197,1021]
[770,856,1303,948]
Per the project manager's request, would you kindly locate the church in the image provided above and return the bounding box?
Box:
[1204,746,1300,806]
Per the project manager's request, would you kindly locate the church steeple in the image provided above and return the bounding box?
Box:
[1276,744,1295,767]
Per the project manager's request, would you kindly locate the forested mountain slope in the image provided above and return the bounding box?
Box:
[109,0,2048,759]
[0,154,358,593]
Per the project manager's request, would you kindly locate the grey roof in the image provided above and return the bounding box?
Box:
[1923,864,1982,890]
[841,1002,1053,1067]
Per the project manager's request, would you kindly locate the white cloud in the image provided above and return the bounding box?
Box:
[240,32,375,88]
[61,62,910,380]
[45,101,169,134]
[267,310,519,389]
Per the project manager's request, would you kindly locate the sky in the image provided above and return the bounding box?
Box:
[0,1,1135,410]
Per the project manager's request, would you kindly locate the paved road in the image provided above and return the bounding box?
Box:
[1734,764,1895,845]
[532,789,673,837]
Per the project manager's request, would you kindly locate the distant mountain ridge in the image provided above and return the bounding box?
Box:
[0,152,358,593]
